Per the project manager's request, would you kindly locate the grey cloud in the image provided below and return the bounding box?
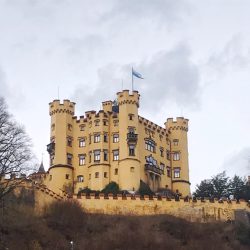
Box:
[102,0,190,26]
[71,44,201,114]
[0,66,9,99]
[207,35,250,74]
[222,148,250,177]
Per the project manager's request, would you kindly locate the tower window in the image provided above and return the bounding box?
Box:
[113,134,119,143]
[80,124,85,131]
[104,150,108,161]
[173,152,180,161]
[77,175,84,182]
[103,120,108,126]
[114,168,118,175]
[49,175,52,181]
[167,167,171,177]
[166,150,171,160]
[173,139,179,146]
[129,114,134,120]
[174,168,180,178]
[89,174,91,180]
[79,138,86,147]
[130,167,135,172]
[65,174,70,180]
[129,145,135,156]
[94,134,101,143]
[104,133,108,142]
[95,172,99,178]
[51,124,55,131]
[68,124,72,131]
[160,148,164,157]
[113,150,119,161]
[104,172,108,178]
[67,153,72,165]
[67,137,72,147]
[79,155,85,166]
[94,120,100,126]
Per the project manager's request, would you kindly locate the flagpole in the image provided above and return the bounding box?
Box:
[132,67,134,91]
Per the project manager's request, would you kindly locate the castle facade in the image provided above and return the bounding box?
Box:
[46,90,191,196]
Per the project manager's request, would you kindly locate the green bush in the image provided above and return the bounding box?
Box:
[101,182,120,195]
[138,180,154,196]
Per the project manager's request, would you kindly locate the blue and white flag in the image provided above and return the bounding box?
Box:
[132,68,144,79]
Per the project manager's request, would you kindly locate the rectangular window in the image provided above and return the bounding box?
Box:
[104,172,108,178]
[77,175,84,182]
[113,120,119,127]
[160,148,164,157]
[67,137,72,147]
[104,133,108,142]
[68,124,72,131]
[173,139,179,146]
[129,114,134,120]
[145,140,155,153]
[95,172,99,178]
[103,120,108,126]
[94,134,101,143]
[166,150,171,160]
[114,168,118,175]
[89,135,91,144]
[130,167,135,172]
[67,153,72,165]
[104,150,108,161]
[79,138,86,147]
[94,150,101,162]
[49,175,52,181]
[129,145,135,156]
[174,168,180,178]
[113,150,119,161]
[113,134,119,143]
[89,174,91,180]
[173,152,180,161]
[94,120,100,126]
[79,155,85,166]
[160,163,165,171]
[167,167,171,177]
[65,174,69,180]
[80,125,85,131]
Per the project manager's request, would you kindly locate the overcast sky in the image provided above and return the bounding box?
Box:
[0,0,249,190]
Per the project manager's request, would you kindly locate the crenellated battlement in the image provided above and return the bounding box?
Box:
[102,100,113,113]
[165,117,189,131]
[49,99,75,116]
[73,193,250,221]
[117,90,140,107]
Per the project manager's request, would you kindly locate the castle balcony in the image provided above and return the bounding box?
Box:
[127,132,138,144]
[47,142,55,155]
[145,164,163,176]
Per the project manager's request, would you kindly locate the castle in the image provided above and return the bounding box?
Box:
[45,90,191,196]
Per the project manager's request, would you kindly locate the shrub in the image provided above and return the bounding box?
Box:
[101,182,120,195]
[44,199,85,231]
[138,180,154,196]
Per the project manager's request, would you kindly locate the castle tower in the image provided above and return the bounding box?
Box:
[165,117,191,196]
[46,100,75,194]
[117,90,140,191]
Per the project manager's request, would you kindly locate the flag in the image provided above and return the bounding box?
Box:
[132,68,144,79]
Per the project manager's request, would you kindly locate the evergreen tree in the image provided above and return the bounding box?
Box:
[211,171,229,198]
[193,179,214,198]
[228,175,246,200]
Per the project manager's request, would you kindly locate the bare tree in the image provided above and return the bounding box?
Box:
[0,97,32,199]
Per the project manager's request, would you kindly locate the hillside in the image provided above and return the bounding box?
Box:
[0,192,249,250]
